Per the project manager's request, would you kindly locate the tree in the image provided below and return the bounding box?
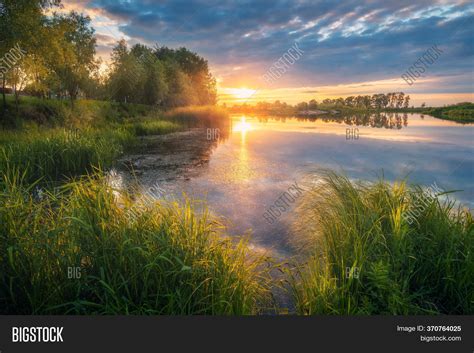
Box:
[396,92,405,108]
[106,42,216,107]
[142,58,168,105]
[296,102,308,111]
[108,40,142,103]
[5,60,28,109]
[355,95,364,108]
[371,94,381,109]
[308,99,318,109]
[0,0,60,111]
[389,92,397,108]
[344,96,354,107]
[49,12,97,106]
[363,95,372,109]
[155,46,216,105]
[322,98,333,105]
[403,95,410,109]
[163,61,197,107]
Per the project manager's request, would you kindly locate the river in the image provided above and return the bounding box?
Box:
[110,113,474,258]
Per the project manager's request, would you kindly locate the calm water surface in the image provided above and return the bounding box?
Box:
[114,113,474,257]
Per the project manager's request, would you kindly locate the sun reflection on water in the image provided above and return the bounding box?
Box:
[233,116,253,134]
[230,116,254,182]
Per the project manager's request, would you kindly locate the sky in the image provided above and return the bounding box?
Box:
[59,0,473,106]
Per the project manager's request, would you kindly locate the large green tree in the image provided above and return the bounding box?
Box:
[48,11,97,106]
[0,0,60,110]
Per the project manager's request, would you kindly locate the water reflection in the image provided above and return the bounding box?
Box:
[257,111,410,129]
[110,112,473,257]
[236,118,251,182]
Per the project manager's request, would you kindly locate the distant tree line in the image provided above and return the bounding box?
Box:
[295,92,411,110]
[0,0,216,112]
[229,92,411,114]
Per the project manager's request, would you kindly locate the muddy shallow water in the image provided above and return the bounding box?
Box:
[110,113,474,259]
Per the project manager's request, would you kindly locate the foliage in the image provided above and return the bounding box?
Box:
[0,172,270,314]
[290,171,473,315]
[229,93,412,114]
[423,102,474,123]
[0,128,132,184]
[0,2,217,115]
[107,42,216,107]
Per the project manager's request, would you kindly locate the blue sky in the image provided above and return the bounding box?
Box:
[62,0,474,105]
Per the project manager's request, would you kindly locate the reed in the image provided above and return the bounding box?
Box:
[0,171,270,314]
[0,128,134,184]
[127,120,182,136]
[290,171,473,314]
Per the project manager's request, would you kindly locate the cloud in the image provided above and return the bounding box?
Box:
[64,0,474,98]
[95,33,117,46]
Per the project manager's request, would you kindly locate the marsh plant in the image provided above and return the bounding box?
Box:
[0,171,271,314]
[290,171,473,315]
[403,182,444,224]
[125,181,172,224]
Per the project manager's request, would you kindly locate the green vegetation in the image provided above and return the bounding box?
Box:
[0,98,230,185]
[229,92,412,115]
[1,0,216,117]
[0,97,471,315]
[422,102,474,123]
[0,172,269,314]
[0,97,262,315]
[0,95,153,128]
[0,2,471,316]
[1,0,258,315]
[105,41,216,107]
[290,172,473,315]
[126,120,181,136]
[0,127,132,184]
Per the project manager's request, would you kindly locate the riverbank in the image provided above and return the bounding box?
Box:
[0,97,472,315]
[0,97,228,183]
[1,97,270,314]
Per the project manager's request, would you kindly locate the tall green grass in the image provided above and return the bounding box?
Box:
[0,99,270,315]
[0,171,270,314]
[290,171,473,315]
[0,99,226,185]
[126,120,182,136]
[0,128,134,184]
[0,95,154,128]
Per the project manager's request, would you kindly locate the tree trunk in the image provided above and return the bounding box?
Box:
[70,89,77,109]
[1,76,6,112]
[14,91,19,112]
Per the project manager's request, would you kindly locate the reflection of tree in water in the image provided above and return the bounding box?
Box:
[257,112,410,129]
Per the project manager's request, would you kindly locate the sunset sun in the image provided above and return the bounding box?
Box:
[228,87,257,99]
